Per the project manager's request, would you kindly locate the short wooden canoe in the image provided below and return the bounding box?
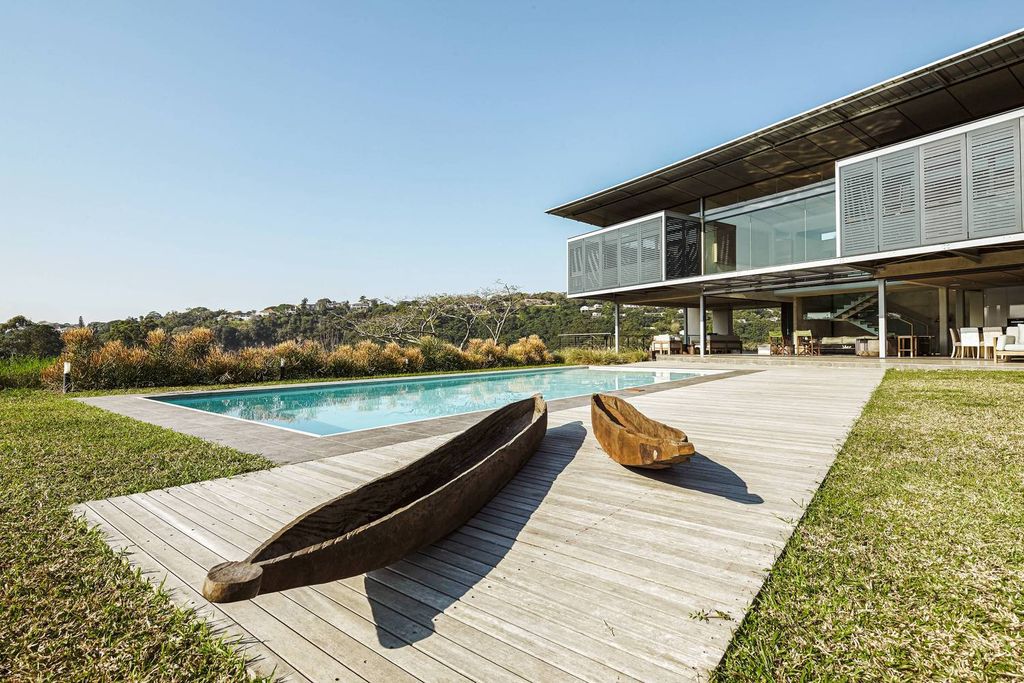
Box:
[203,394,548,603]
[590,393,694,469]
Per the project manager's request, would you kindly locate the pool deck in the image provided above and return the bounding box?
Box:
[75,365,884,682]
[77,369,741,465]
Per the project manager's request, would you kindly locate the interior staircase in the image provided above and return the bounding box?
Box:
[832,292,879,335]
[805,291,933,337]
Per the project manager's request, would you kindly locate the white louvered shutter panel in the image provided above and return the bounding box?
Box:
[840,159,879,256]
[567,241,584,294]
[878,149,920,250]
[968,121,1022,238]
[602,230,619,289]
[583,236,602,292]
[618,224,639,286]
[638,218,662,283]
[921,135,968,244]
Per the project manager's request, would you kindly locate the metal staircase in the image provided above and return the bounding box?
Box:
[805,292,880,335]
[805,291,934,338]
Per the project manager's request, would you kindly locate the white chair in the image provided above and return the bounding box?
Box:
[982,326,1003,360]
[948,327,962,359]
[959,327,981,359]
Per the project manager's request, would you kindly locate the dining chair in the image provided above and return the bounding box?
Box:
[959,327,982,359]
[982,327,1004,360]
[948,327,962,359]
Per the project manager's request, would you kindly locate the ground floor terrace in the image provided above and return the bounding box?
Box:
[75,365,883,681]
[599,246,1024,363]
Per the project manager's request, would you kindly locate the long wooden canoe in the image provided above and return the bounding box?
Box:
[591,393,694,469]
[203,394,548,602]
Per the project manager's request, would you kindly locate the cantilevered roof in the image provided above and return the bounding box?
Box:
[548,29,1024,228]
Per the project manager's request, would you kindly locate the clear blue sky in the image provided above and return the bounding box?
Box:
[3,2,1023,322]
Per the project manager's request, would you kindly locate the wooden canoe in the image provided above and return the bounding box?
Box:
[590,393,694,469]
[203,394,548,603]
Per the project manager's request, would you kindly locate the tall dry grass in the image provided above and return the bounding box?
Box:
[42,328,560,391]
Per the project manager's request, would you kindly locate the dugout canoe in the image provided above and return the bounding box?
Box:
[591,393,694,469]
[203,394,548,602]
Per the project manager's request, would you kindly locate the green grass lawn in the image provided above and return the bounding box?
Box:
[716,369,1024,681]
[0,389,272,681]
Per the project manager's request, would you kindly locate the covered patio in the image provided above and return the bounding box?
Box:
[601,244,1024,363]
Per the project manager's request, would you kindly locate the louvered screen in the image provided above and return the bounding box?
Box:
[921,135,968,244]
[968,121,1022,238]
[601,231,619,288]
[638,218,663,283]
[618,224,639,286]
[583,236,602,292]
[840,159,879,255]
[878,149,920,250]
[664,215,701,279]
[567,240,584,294]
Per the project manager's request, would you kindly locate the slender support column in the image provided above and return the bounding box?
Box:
[938,286,949,356]
[878,279,888,359]
[613,301,620,353]
[699,293,707,357]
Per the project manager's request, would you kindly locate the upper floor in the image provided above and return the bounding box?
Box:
[552,31,1024,301]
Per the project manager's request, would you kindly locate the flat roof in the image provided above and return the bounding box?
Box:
[548,29,1024,228]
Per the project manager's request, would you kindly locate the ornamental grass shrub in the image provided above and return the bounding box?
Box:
[556,347,648,366]
[41,328,557,391]
[464,338,509,368]
[272,340,327,379]
[508,335,555,365]
[419,336,469,372]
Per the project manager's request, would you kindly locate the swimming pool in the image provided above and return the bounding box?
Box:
[149,366,705,437]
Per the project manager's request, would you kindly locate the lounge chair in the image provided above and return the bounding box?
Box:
[995,324,1024,362]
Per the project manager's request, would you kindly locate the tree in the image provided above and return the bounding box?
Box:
[0,317,63,359]
[475,281,523,343]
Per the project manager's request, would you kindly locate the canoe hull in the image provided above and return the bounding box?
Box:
[204,395,547,602]
[590,393,694,469]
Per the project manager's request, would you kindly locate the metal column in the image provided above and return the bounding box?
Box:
[613,301,620,353]
[877,279,887,359]
[698,293,706,357]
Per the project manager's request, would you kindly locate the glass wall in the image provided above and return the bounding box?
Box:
[704,190,836,275]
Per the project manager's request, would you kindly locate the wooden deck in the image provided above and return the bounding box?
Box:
[75,366,884,682]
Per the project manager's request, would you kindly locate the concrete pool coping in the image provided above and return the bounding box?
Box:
[77,367,752,465]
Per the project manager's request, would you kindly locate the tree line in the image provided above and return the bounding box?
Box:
[4,283,783,360]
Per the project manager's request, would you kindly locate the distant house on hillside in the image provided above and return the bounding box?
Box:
[522,298,554,307]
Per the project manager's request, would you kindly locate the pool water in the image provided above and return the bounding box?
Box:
[150,367,702,436]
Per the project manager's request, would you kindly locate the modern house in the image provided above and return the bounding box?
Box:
[550,30,1024,358]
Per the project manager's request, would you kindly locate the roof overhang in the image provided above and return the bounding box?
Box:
[548,29,1024,228]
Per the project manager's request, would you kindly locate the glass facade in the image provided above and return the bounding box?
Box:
[704,190,836,275]
[566,185,837,295]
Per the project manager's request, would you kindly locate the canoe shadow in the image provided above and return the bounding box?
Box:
[365,420,585,648]
[628,452,764,505]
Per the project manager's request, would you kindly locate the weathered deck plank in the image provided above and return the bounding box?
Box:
[76,366,883,682]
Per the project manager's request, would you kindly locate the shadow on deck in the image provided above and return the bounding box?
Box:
[366,420,586,647]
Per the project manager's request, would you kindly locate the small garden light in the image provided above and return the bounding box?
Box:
[62,362,72,394]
